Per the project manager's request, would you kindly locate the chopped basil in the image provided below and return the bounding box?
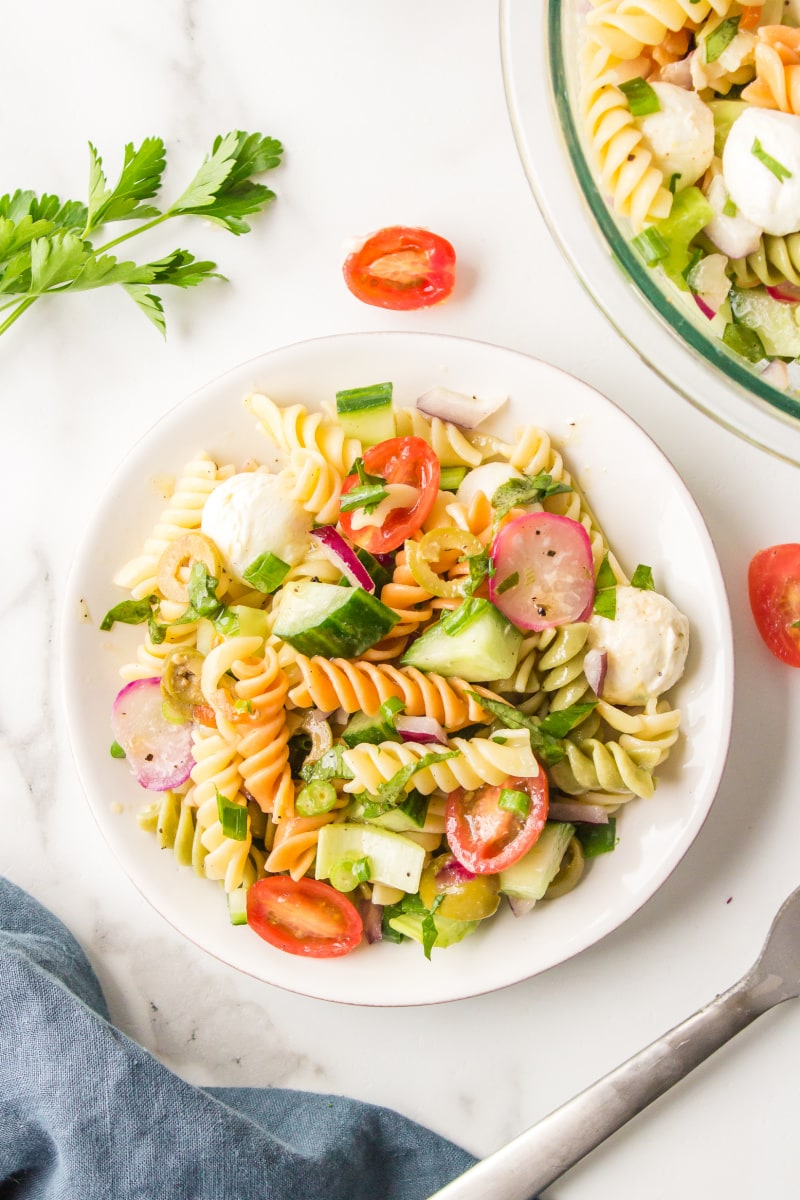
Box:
[421,894,445,960]
[340,457,389,515]
[216,789,248,841]
[496,571,519,595]
[705,15,740,64]
[723,321,767,363]
[243,550,290,594]
[300,743,354,783]
[668,173,681,194]
[751,138,793,184]
[464,695,595,766]
[631,226,669,266]
[538,702,597,739]
[360,749,458,815]
[174,562,239,634]
[461,546,493,595]
[109,740,126,759]
[631,563,655,591]
[618,76,661,117]
[576,817,617,857]
[593,553,618,619]
[100,595,167,645]
[492,472,571,519]
[722,196,737,217]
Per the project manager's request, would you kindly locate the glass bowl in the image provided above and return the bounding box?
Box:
[500,0,800,466]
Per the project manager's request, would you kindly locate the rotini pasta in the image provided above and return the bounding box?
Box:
[103,375,690,959]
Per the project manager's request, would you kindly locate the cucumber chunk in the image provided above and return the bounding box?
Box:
[315,823,425,892]
[729,286,800,359]
[227,887,249,926]
[707,99,749,156]
[400,597,522,682]
[273,581,399,657]
[499,822,575,903]
[335,382,396,447]
[341,708,402,748]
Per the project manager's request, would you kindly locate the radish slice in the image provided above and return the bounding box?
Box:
[489,513,595,631]
[415,387,507,430]
[583,648,608,696]
[396,715,449,745]
[311,526,375,592]
[111,678,194,791]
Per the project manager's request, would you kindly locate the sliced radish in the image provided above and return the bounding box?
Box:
[489,513,594,631]
[111,678,194,791]
[766,282,800,304]
[415,387,507,430]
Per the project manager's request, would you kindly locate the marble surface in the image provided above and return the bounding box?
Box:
[2,1,800,1196]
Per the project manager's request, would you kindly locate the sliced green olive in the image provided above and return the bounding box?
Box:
[157,532,221,603]
[418,853,500,922]
[161,649,206,712]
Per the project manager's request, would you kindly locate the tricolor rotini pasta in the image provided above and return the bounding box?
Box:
[101,377,690,960]
[576,0,800,387]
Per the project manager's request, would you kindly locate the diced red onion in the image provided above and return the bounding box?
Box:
[358,899,383,944]
[396,715,449,745]
[548,800,610,825]
[583,648,607,697]
[766,282,800,304]
[762,359,790,390]
[111,678,194,791]
[311,526,375,592]
[693,293,717,321]
[687,252,731,318]
[435,857,476,890]
[506,895,536,918]
[656,51,693,89]
[415,387,507,430]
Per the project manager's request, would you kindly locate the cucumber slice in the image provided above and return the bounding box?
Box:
[315,823,425,892]
[499,822,575,903]
[341,708,402,748]
[729,287,800,359]
[335,382,396,447]
[388,911,480,949]
[348,792,435,832]
[400,597,522,682]
[273,581,399,657]
[227,887,249,926]
[707,99,749,156]
[439,466,469,491]
[230,605,270,642]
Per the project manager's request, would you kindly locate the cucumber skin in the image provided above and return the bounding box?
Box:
[341,710,401,748]
[335,383,396,447]
[274,581,399,658]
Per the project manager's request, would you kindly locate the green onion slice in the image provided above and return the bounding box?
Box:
[751,138,793,183]
[243,551,290,594]
[705,16,740,64]
[295,780,338,817]
[631,226,669,266]
[618,76,661,117]
[498,787,531,818]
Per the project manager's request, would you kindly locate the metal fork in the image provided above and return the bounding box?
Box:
[429,885,800,1200]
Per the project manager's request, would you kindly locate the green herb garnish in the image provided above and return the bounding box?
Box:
[631,226,669,266]
[99,594,166,645]
[593,553,618,619]
[751,138,793,183]
[0,131,282,340]
[174,562,239,633]
[109,740,126,759]
[216,789,248,841]
[300,744,354,784]
[463,696,595,766]
[618,76,661,117]
[243,551,290,594]
[360,750,458,816]
[339,457,389,515]
[705,16,740,64]
[491,472,572,520]
[631,564,655,591]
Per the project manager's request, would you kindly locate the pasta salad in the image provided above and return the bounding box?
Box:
[579,0,800,387]
[101,381,690,959]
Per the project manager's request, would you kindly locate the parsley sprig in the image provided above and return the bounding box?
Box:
[0,130,282,338]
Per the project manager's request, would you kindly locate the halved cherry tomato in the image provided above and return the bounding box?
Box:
[342,225,456,310]
[445,772,549,875]
[748,544,800,667]
[246,876,363,957]
[338,436,440,554]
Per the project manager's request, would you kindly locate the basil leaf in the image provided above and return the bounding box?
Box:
[100,595,158,631]
[491,472,572,519]
[300,744,354,783]
[631,563,655,591]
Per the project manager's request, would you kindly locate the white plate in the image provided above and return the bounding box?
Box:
[62,331,733,1006]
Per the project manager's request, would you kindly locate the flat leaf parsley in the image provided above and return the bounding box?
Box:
[0,130,283,338]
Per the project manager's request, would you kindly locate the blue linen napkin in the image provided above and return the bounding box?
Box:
[0,876,476,1199]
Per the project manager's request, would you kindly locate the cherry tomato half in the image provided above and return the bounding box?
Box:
[748,544,800,667]
[246,876,363,957]
[338,435,440,554]
[342,225,456,310]
[445,772,549,875]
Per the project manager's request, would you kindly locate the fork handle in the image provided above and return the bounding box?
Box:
[429,979,767,1200]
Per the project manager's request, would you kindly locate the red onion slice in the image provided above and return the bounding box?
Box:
[693,293,716,320]
[548,800,610,825]
[435,857,477,890]
[311,526,375,592]
[506,895,536,918]
[396,715,449,745]
[111,678,194,791]
[766,283,800,304]
[358,898,384,944]
[415,387,507,430]
[583,648,607,697]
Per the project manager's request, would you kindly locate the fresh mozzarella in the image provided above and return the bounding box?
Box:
[723,108,800,236]
[455,462,525,508]
[635,82,715,190]
[201,471,311,579]
[587,586,690,705]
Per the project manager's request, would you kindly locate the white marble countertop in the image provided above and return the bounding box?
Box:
[3,2,800,1196]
